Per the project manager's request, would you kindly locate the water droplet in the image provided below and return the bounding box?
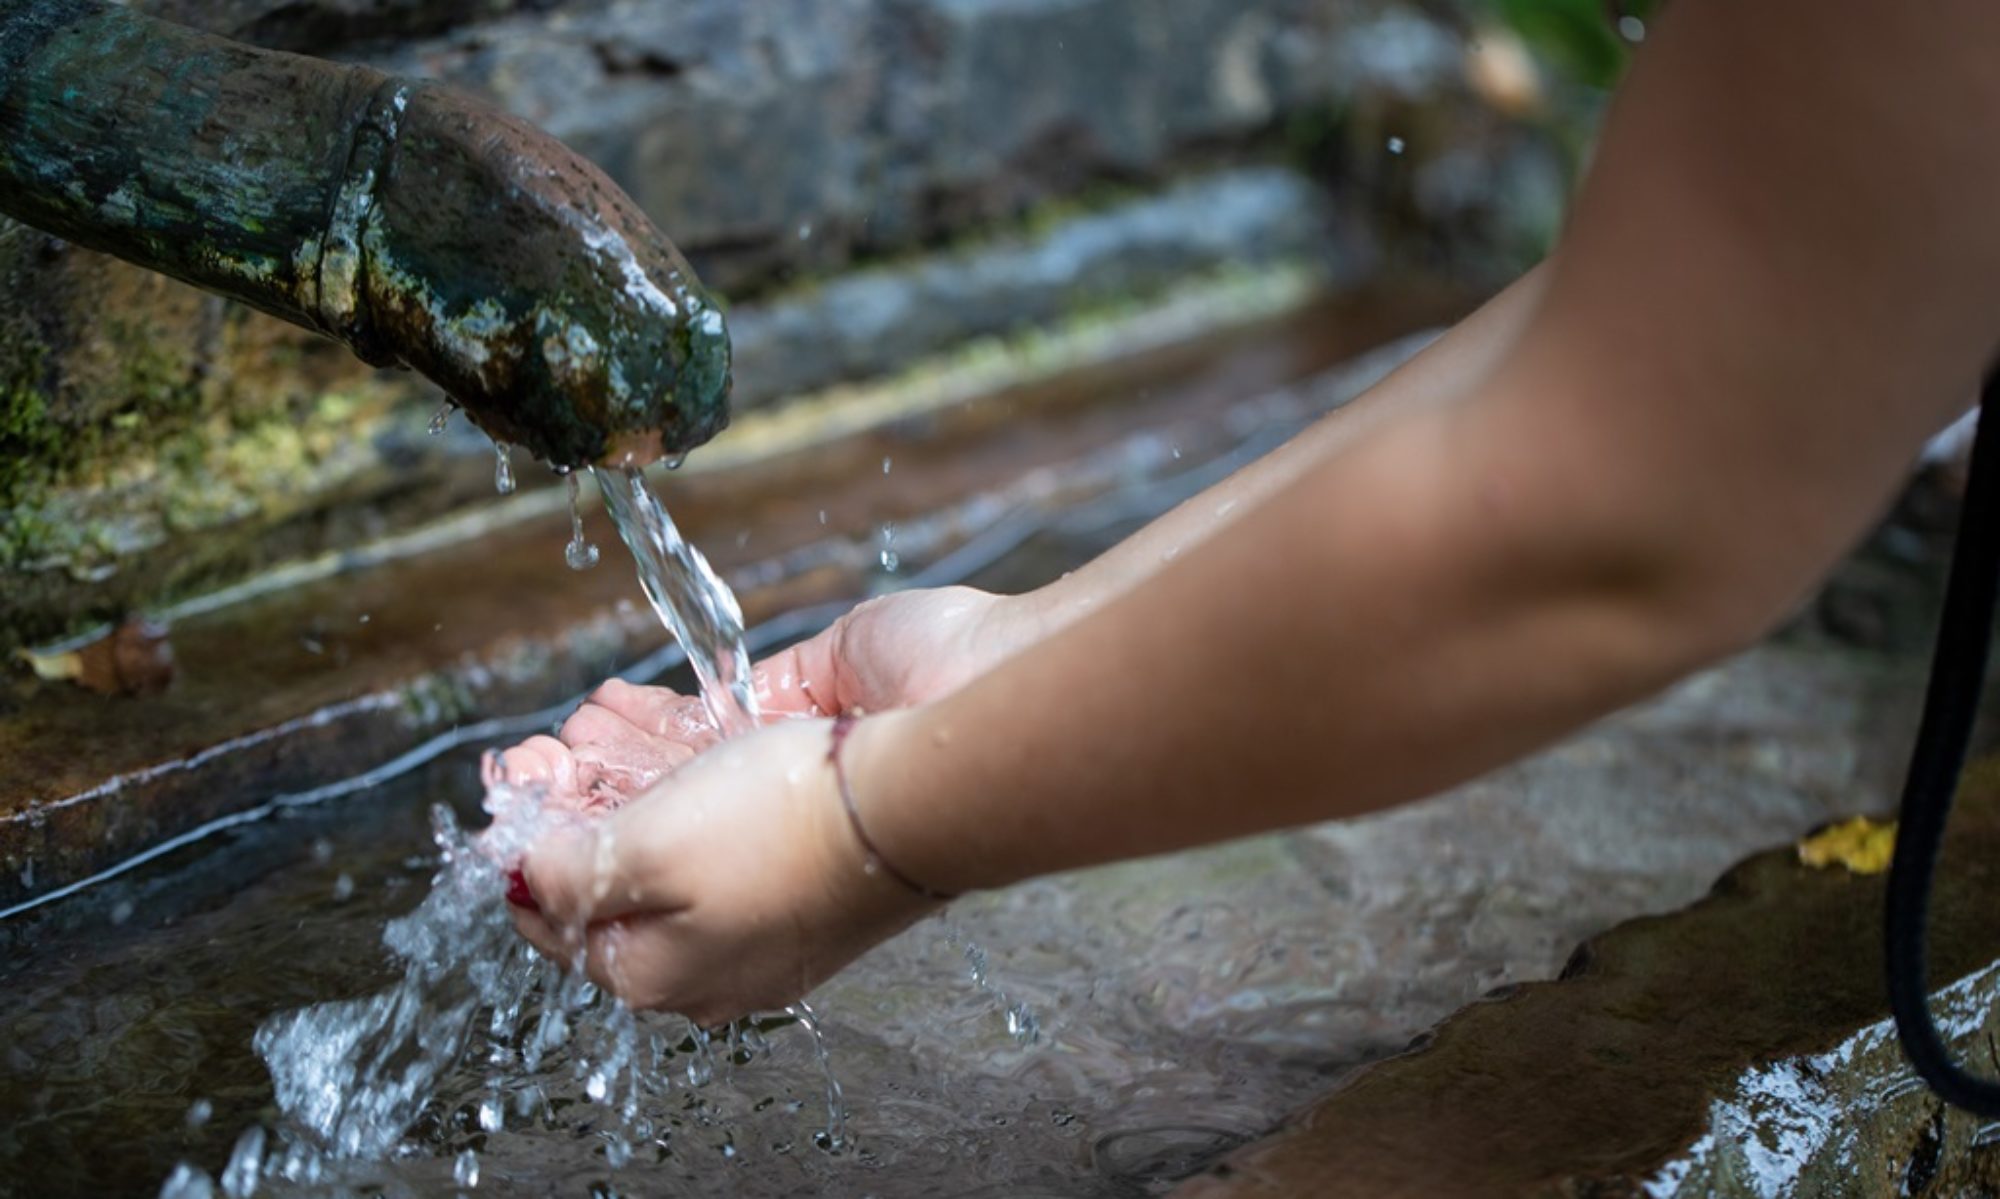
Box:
[494,443,516,495]
[185,1098,213,1129]
[797,222,813,240]
[110,899,134,925]
[219,1126,266,1199]
[879,550,900,572]
[1171,445,1183,460]
[159,1163,219,1199]
[564,474,599,571]
[881,456,892,474]
[1386,135,1406,155]
[332,873,355,902]
[665,452,688,471]
[818,509,828,525]
[685,1054,713,1088]
[1617,14,1645,40]
[453,1147,480,1188]
[478,1097,503,1132]
[428,404,451,436]
[1005,1002,1040,1044]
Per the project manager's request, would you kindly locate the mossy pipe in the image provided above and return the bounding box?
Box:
[0,0,730,468]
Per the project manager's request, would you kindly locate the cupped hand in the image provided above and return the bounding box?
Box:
[487,584,1032,810]
[506,715,934,1025]
[752,584,1025,717]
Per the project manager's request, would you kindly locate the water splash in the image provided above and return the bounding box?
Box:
[878,522,899,573]
[944,919,1040,1047]
[493,443,516,495]
[211,786,850,1193]
[563,474,600,571]
[592,467,758,737]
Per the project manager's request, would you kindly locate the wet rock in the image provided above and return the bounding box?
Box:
[1172,765,2000,1199]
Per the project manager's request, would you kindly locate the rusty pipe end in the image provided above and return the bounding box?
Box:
[330,83,731,470]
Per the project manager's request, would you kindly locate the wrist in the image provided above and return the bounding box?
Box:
[838,706,979,899]
[984,585,1077,657]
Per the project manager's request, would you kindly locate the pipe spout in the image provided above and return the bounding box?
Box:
[0,0,730,469]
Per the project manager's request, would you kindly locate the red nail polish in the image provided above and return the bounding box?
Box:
[505,867,540,913]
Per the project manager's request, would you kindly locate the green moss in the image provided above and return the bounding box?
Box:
[0,334,58,537]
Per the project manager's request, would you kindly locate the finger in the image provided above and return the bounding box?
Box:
[509,902,573,963]
[578,912,693,1012]
[559,700,649,748]
[519,806,681,929]
[587,678,712,739]
[571,740,696,806]
[752,631,844,718]
[499,735,578,792]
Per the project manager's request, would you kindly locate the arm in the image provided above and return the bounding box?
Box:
[851,0,2000,888]
[514,0,2000,1021]
[1016,261,1553,630]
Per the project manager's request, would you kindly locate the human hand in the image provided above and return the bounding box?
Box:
[506,715,935,1024]
[487,585,1035,810]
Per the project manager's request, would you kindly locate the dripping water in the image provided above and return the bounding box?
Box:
[493,443,515,496]
[563,474,600,572]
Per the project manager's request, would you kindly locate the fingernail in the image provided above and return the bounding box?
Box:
[504,867,540,913]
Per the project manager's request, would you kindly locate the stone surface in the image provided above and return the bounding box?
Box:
[1168,772,2000,1198]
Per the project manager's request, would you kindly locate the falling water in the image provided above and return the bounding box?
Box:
[493,443,516,495]
[591,466,758,737]
[563,474,600,571]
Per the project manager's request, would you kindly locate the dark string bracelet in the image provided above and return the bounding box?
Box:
[827,713,959,903]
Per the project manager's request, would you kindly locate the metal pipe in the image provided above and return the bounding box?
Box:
[0,0,730,468]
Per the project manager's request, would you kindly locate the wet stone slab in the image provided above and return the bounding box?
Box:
[1171,734,2000,1198]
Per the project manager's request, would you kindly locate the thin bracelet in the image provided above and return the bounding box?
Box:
[827,713,959,903]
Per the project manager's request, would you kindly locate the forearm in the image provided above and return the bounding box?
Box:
[1013,262,1551,635]
[849,377,1757,892]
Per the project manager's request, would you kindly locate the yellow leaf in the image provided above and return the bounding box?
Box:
[1797,817,1896,875]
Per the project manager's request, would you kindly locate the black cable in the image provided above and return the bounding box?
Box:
[1887,369,2000,1116]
